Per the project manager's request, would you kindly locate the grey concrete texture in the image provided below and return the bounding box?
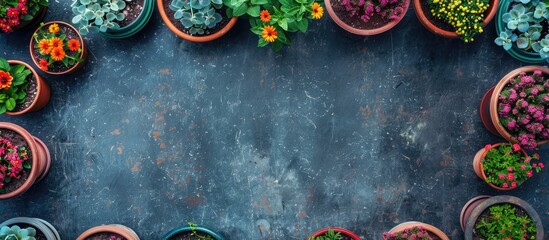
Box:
[0,1,548,239]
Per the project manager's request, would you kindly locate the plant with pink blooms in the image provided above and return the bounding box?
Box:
[0,134,31,193]
[0,0,48,32]
[498,70,549,150]
[382,226,435,240]
[108,235,123,240]
[481,143,543,189]
[341,0,406,23]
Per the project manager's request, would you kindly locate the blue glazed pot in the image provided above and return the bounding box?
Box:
[162,225,225,240]
[101,0,155,39]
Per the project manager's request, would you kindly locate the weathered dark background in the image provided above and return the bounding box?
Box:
[1,1,548,239]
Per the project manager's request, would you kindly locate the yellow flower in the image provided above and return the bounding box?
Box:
[261,25,278,43]
[311,2,324,19]
[48,23,60,34]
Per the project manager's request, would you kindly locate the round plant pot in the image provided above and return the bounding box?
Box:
[4,60,50,115]
[496,0,545,63]
[11,7,48,32]
[162,224,225,240]
[324,0,410,36]
[77,224,140,240]
[0,217,61,240]
[308,227,360,240]
[385,221,449,240]
[459,195,491,231]
[463,195,544,240]
[0,122,51,199]
[479,86,500,136]
[156,0,237,42]
[29,21,88,75]
[413,0,499,38]
[472,143,528,190]
[101,0,155,38]
[485,66,549,146]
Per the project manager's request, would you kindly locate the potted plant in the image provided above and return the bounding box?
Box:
[0,217,61,240]
[29,21,87,75]
[414,0,498,40]
[0,122,50,199]
[157,0,237,42]
[472,143,543,190]
[382,222,449,240]
[224,0,324,51]
[0,58,50,115]
[77,224,140,240]
[70,0,155,38]
[308,228,360,240]
[462,195,544,240]
[0,0,48,33]
[480,66,549,149]
[162,222,225,240]
[494,0,549,63]
[324,0,409,36]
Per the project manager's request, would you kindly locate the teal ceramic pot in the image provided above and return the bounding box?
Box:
[101,0,155,38]
[162,225,225,240]
[0,217,61,240]
[496,0,546,63]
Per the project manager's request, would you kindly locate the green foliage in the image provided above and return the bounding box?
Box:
[187,222,214,240]
[475,203,537,240]
[482,143,542,188]
[170,0,223,35]
[0,225,37,240]
[0,58,30,114]
[71,0,131,35]
[308,230,343,240]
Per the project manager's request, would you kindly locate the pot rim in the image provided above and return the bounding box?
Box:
[308,227,361,240]
[76,224,139,240]
[385,221,449,240]
[161,224,225,240]
[0,217,60,240]
[5,60,44,115]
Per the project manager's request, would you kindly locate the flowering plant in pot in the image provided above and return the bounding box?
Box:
[76,224,140,240]
[162,222,225,240]
[307,227,360,240]
[473,143,543,190]
[0,0,48,33]
[224,0,324,51]
[383,222,449,240]
[325,0,409,36]
[0,58,50,115]
[0,217,61,240]
[30,22,87,75]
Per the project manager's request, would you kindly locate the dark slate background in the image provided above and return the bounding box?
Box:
[0,1,548,239]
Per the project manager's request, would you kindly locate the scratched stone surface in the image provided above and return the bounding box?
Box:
[1,2,549,240]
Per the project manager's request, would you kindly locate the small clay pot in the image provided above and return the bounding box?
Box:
[0,122,51,199]
[459,195,491,231]
[156,0,237,42]
[29,21,88,75]
[324,0,410,36]
[0,217,61,240]
[77,224,140,240]
[472,143,528,190]
[162,224,225,240]
[413,0,499,38]
[101,0,155,38]
[463,195,544,240]
[5,60,50,115]
[385,221,449,240]
[308,227,361,240]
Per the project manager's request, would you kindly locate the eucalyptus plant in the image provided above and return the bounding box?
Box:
[71,0,131,35]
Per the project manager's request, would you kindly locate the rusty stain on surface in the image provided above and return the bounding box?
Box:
[156,157,164,166]
[131,161,142,173]
[360,106,372,120]
[152,131,161,140]
[253,196,273,213]
[297,211,307,219]
[160,143,166,149]
[117,146,123,155]
[111,129,121,135]
[159,69,171,75]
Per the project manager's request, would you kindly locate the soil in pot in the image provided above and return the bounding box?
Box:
[472,203,536,240]
[162,0,230,36]
[330,0,406,30]
[15,223,47,240]
[0,129,32,194]
[167,232,215,240]
[31,24,82,73]
[118,0,144,28]
[8,66,37,113]
[85,232,127,240]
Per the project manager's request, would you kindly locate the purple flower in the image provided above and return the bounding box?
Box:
[380,0,389,7]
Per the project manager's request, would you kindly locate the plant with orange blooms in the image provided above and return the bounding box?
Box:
[224,0,323,51]
[0,58,31,114]
[32,22,83,71]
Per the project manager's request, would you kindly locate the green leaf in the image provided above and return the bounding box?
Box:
[296,19,308,32]
[251,26,264,35]
[5,98,16,111]
[272,40,283,52]
[251,0,268,4]
[18,92,26,100]
[0,105,6,115]
[233,3,249,16]
[23,162,31,169]
[247,5,260,17]
[279,0,290,5]
[0,59,9,71]
[10,64,25,74]
[0,94,7,99]
[258,38,269,47]
[278,18,288,31]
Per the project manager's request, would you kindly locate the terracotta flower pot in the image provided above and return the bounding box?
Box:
[0,122,51,199]
[385,221,449,240]
[77,224,140,240]
[101,0,155,39]
[459,195,491,231]
[463,195,544,240]
[413,0,499,38]
[4,60,50,115]
[29,21,88,75]
[0,217,61,240]
[324,0,410,36]
[481,66,549,146]
[162,224,225,240]
[308,227,361,240]
[156,0,237,42]
[472,143,528,190]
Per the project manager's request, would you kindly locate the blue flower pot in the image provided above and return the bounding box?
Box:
[162,224,225,240]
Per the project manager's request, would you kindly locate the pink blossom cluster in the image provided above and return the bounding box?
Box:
[0,137,29,190]
[341,0,405,23]
[108,236,122,240]
[0,0,30,32]
[498,70,549,150]
[382,226,434,240]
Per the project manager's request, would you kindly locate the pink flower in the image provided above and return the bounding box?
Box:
[511,181,517,188]
[527,170,533,177]
[498,173,505,179]
[502,182,509,188]
[512,143,521,152]
[484,144,492,151]
[521,165,526,170]
[507,167,514,172]
[534,70,542,76]
[539,163,545,168]
[507,173,515,181]
[533,163,538,167]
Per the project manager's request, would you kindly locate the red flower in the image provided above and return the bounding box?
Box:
[520,165,526,170]
[539,162,545,168]
[512,143,521,152]
[507,173,514,181]
[484,144,492,151]
[498,173,505,180]
[511,181,517,188]
[502,182,509,188]
[526,170,533,177]
[39,59,49,71]
[6,8,20,19]
[68,39,81,52]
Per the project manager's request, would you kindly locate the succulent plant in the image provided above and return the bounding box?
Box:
[532,35,549,58]
[495,30,515,50]
[71,0,131,35]
[169,0,223,35]
[0,226,37,240]
[503,5,532,32]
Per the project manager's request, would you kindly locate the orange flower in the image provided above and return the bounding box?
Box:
[50,47,66,61]
[50,37,63,49]
[48,23,60,34]
[39,59,49,71]
[68,39,81,52]
[0,71,13,90]
[260,10,271,23]
[38,39,52,55]
[261,25,278,43]
[311,2,324,19]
